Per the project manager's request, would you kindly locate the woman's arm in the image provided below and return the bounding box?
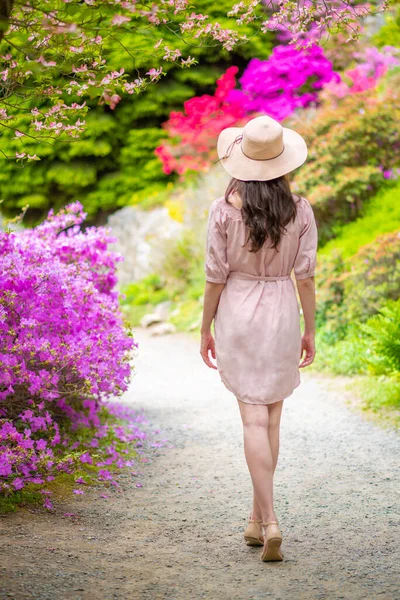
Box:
[200,281,225,369]
[296,276,316,368]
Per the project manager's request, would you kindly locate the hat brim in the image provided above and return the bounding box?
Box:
[217,125,307,182]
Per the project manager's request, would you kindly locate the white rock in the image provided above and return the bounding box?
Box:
[149,322,177,336]
[154,300,172,321]
[140,313,162,328]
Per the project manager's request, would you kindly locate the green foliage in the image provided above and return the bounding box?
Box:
[362,299,400,376]
[0,486,44,513]
[313,181,400,413]
[317,230,400,345]
[122,274,171,306]
[289,76,400,243]
[120,274,172,326]
[1,2,274,223]
[356,375,400,412]
[314,326,368,375]
[372,5,400,48]
[320,181,400,258]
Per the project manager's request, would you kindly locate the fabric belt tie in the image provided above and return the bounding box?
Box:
[228,271,291,282]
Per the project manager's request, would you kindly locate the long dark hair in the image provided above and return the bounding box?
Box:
[225,174,298,253]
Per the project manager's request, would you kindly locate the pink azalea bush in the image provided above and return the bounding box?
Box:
[226,45,339,121]
[321,46,400,98]
[0,203,141,499]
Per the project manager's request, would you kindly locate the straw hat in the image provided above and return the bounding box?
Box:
[217,115,307,181]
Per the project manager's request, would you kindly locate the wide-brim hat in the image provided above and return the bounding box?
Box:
[217,115,307,181]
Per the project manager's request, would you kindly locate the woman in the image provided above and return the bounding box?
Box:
[200,115,318,562]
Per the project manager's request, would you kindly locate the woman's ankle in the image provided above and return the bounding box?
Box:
[250,510,262,521]
[261,513,278,524]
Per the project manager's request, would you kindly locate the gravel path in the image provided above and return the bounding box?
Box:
[1,328,399,600]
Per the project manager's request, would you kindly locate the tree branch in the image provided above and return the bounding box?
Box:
[0,0,14,43]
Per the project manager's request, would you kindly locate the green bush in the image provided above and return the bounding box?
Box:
[320,181,400,258]
[289,74,400,244]
[121,274,171,307]
[356,376,400,411]
[314,326,369,375]
[372,5,400,48]
[317,230,400,342]
[362,299,400,376]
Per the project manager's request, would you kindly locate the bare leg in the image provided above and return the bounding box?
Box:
[249,400,284,521]
[237,400,278,524]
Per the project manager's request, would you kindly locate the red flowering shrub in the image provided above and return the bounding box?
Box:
[0,203,139,499]
[155,66,246,175]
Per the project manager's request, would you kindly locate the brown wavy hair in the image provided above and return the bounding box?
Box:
[225,174,299,253]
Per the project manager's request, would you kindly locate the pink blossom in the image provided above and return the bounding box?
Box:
[43,498,54,510]
[111,15,131,26]
[146,68,163,81]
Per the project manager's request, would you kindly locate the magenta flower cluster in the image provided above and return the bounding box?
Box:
[226,45,339,121]
[0,203,139,498]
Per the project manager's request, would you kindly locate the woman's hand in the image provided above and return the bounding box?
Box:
[200,330,218,370]
[299,332,316,368]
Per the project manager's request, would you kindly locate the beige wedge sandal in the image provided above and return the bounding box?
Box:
[260,520,284,561]
[244,516,264,546]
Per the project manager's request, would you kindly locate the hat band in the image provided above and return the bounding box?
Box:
[241,141,285,162]
[222,134,285,162]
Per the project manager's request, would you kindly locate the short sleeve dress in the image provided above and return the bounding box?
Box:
[204,195,318,405]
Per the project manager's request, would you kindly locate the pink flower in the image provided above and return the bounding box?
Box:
[111,15,131,26]
[43,497,54,510]
[80,452,93,465]
[73,489,84,495]
[146,68,163,81]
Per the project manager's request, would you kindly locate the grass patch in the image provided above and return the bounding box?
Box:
[320,181,400,258]
[342,375,400,429]
[0,487,44,514]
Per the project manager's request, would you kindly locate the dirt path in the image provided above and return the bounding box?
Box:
[1,328,399,600]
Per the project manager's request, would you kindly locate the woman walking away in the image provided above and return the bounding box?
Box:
[200,115,318,563]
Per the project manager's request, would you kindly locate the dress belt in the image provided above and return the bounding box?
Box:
[228,271,291,282]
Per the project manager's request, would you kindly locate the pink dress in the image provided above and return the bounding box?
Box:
[204,195,318,405]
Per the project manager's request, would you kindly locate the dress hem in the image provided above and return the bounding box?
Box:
[218,368,301,406]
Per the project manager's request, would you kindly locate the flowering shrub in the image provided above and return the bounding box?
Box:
[226,45,338,121]
[156,45,337,175]
[0,0,383,159]
[321,46,400,98]
[314,231,400,387]
[0,203,138,500]
[155,66,246,175]
[316,231,400,344]
[289,76,400,243]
